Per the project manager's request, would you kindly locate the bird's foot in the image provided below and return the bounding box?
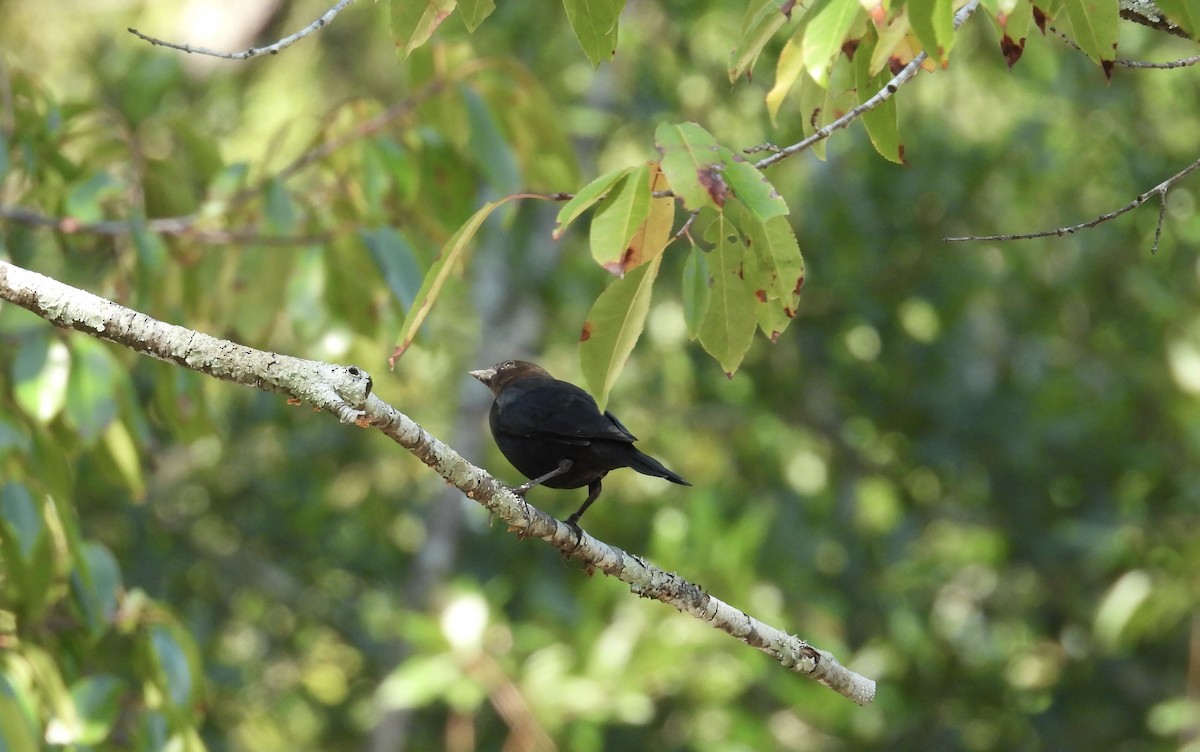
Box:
[564,512,585,549]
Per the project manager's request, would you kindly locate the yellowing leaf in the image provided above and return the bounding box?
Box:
[766,29,807,123]
[623,162,676,274]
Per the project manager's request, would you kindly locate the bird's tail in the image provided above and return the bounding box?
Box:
[630,451,691,486]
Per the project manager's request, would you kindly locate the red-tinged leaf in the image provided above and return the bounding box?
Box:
[736,204,805,342]
[590,164,651,275]
[621,162,675,275]
[554,167,634,239]
[997,0,1033,67]
[655,122,724,212]
[390,197,520,366]
[737,206,805,304]
[698,212,758,375]
[579,255,664,410]
[1062,0,1118,70]
[802,0,861,86]
[391,0,456,59]
[697,165,729,208]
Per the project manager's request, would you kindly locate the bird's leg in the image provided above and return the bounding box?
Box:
[564,479,602,548]
[511,459,574,495]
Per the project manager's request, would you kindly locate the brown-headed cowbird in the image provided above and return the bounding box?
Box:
[469,360,689,528]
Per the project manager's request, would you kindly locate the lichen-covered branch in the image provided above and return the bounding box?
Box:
[0,260,876,706]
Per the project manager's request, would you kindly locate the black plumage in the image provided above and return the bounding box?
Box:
[469,360,689,527]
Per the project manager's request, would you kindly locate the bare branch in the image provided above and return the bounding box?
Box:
[753,0,982,170]
[1050,27,1200,69]
[128,0,357,60]
[943,154,1200,250]
[0,259,878,706]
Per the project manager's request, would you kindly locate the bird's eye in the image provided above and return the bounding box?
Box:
[502,360,515,369]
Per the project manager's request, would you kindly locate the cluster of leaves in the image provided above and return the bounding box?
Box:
[386,0,1200,404]
[1,477,207,749]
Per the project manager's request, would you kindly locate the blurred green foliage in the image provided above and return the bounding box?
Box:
[2,1,1200,751]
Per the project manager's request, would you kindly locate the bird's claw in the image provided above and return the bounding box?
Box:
[565,514,585,549]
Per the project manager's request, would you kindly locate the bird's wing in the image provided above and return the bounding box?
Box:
[494,380,637,444]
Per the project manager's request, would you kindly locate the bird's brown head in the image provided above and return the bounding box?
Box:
[468,360,552,395]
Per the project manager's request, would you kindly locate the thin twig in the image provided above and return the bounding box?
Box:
[753,0,982,170]
[1050,27,1200,69]
[0,206,331,245]
[943,154,1200,251]
[128,0,357,61]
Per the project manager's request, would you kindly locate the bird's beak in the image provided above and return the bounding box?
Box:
[468,367,495,385]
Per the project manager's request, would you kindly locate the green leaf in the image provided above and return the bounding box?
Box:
[0,130,9,184]
[719,150,789,220]
[1,482,43,562]
[655,122,726,212]
[360,227,425,312]
[391,197,520,365]
[563,0,626,66]
[855,29,904,163]
[459,0,496,31]
[148,626,194,712]
[64,171,122,223]
[698,211,758,375]
[12,336,69,424]
[391,0,457,60]
[71,542,123,639]
[554,167,634,239]
[730,0,795,82]
[1153,0,1199,37]
[0,482,54,620]
[766,29,807,123]
[462,86,521,194]
[736,206,805,342]
[102,421,145,498]
[0,672,40,752]
[579,255,663,410]
[378,654,462,710]
[590,164,651,275]
[64,338,119,445]
[907,0,956,62]
[264,178,297,234]
[1062,0,1118,68]
[682,244,711,340]
[802,0,860,86]
[69,675,123,745]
